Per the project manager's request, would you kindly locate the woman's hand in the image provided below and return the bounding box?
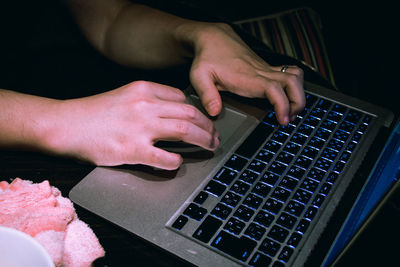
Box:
[188,23,305,125]
[51,81,219,170]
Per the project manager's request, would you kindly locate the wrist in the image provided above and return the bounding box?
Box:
[174,21,234,58]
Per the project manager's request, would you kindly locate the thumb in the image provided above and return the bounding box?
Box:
[190,68,222,117]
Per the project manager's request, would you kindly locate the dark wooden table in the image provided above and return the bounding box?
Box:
[1,149,399,266]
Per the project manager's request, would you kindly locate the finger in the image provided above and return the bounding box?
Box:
[156,101,215,134]
[148,82,187,102]
[141,146,183,170]
[152,118,219,151]
[261,66,305,118]
[190,67,223,116]
[260,79,291,125]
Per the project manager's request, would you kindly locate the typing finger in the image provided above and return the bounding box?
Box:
[152,118,219,151]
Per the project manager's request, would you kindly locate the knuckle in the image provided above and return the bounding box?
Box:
[131,80,150,94]
[182,104,198,120]
[175,121,190,137]
[291,66,304,77]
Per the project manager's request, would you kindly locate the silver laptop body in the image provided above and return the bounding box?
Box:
[70,81,393,266]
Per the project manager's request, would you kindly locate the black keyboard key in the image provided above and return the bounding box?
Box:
[183,203,207,221]
[224,217,245,235]
[234,205,255,222]
[294,155,313,169]
[362,115,372,125]
[314,157,332,171]
[307,137,324,150]
[312,194,326,207]
[321,148,338,161]
[304,206,318,220]
[298,124,313,136]
[285,200,305,216]
[268,225,289,243]
[245,223,266,241]
[239,169,259,184]
[204,180,226,197]
[260,171,280,186]
[172,215,188,230]
[248,159,267,174]
[300,178,320,193]
[345,110,362,124]
[268,161,287,176]
[272,131,289,144]
[280,124,295,134]
[293,189,312,204]
[259,238,281,257]
[283,142,301,155]
[243,193,263,210]
[193,215,222,243]
[250,252,272,267]
[279,176,299,191]
[225,154,248,172]
[193,191,209,205]
[310,107,326,119]
[256,149,274,163]
[221,191,241,208]
[345,141,357,152]
[302,145,319,159]
[263,198,283,214]
[339,121,356,133]
[296,219,310,233]
[263,111,279,127]
[271,187,291,202]
[304,116,320,127]
[211,231,257,262]
[214,167,237,185]
[333,129,350,142]
[319,183,333,195]
[231,180,250,196]
[291,133,308,145]
[305,93,318,108]
[314,128,331,141]
[316,98,332,111]
[331,103,347,114]
[351,132,363,143]
[307,167,326,181]
[287,232,302,247]
[236,123,274,158]
[276,212,297,229]
[211,203,233,220]
[326,172,339,184]
[277,151,294,165]
[321,119,337,131]
[252,182,272,197]
[278,246,294,263]
[287,166,306,179]
[326,111,342,123]
[254,210,275,227]
[264,140,282,153]
[327,139,344,152]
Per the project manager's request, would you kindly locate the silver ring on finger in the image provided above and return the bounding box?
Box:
[280,65,289,73]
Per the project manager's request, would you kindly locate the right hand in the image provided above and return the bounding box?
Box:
[51,81,219,170]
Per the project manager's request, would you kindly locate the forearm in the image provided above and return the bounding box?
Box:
[64,0,228,69]
[0,89,62,152]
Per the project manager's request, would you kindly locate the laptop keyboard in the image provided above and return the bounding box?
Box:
[169,92,373,266]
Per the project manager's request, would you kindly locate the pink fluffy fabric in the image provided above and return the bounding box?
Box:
[0,178,105,267]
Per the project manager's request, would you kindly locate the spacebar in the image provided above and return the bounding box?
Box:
[235,122,274,158]
[211,231,257,262]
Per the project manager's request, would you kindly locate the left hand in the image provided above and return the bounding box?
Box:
[189,23,305,125]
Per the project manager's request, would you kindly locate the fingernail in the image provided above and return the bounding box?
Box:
[206,100,220,116]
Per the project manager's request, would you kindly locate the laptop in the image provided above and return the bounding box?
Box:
[69,81,396,266]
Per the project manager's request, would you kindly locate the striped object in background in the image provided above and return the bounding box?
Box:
[235,8,335,86]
